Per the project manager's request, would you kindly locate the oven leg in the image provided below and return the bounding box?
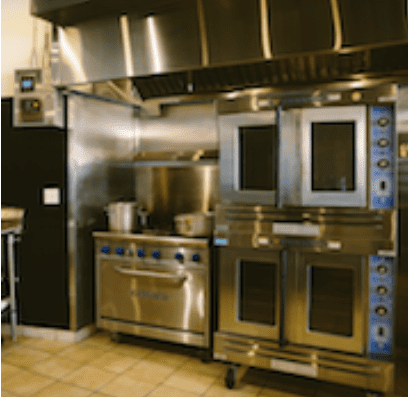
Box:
[225,364,248,389]
[110,332,122,343]
[200,348,212,363]
[365,392,382,397]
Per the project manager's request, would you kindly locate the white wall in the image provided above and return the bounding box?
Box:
[1,0,51,97]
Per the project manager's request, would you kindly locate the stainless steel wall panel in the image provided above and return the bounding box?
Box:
[201,0,264,65]
[59,16,126,85]
[67,94,136,329]
[127,1,202,76]
[136,102,218,153]
[268,0,335,56]
[338,0,408,48]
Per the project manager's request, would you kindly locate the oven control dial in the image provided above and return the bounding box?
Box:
[192,254,200,262]
[377,286,388,295]
[375,306,388,316]
[377,138,390,147]
[101,245,110,254]
[175,253,184,261]
[137,249,145,258]
[115,247,125,256]
[377,159,390,168]
[377,264,388,274]
[152,250,161,259]
[377,117,390,127]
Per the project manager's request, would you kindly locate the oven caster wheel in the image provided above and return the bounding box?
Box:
[365,392,381,397]
[225,367,236,389]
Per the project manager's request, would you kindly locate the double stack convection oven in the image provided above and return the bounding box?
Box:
[213,84,398,396]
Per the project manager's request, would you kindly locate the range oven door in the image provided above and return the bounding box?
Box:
[219,110,278,205]
[218,247,281,341]
[100,259,206,333]
[301,105,367,207]
[289,252,366,354]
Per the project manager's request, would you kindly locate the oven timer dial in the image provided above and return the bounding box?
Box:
[152,250,161,259]
[377,138,390,147]
[377,117,390,128]
[377,286,388,295]
[377,264,388,274]
[375,306,388,316]
[377,159,390,168]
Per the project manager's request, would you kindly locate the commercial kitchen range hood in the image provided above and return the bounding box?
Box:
[32,0,408,103]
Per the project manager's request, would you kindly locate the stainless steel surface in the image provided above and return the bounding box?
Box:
[135,164,219,231]
[68,93,136,330]
[219,110,277,205]
[106,202,138,233]
[127,2,202,76]
[214,205,397,255]
[94,233,211,348]
[135,102,218,152]
[99,317,207,347]
[213,332,395,393]
[214,203,397,393]
[174,212,214,237]
[33,0,408,89]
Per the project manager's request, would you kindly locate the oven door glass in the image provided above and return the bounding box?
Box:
[293,253,365,354]
[219,110,278,205]
[312,122,355,191]
[302,106,366,207]
[239,125,278,191]
[219,247,280,340]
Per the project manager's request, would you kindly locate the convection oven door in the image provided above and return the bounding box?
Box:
[219,110,278,205]
[218,247,281,341]
[99,259,206,333]
[291,253,365,354]
[301,106,367,207]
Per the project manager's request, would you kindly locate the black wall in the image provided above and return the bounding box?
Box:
[1,98,69,329]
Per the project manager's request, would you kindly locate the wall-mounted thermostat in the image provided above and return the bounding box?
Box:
[13,68,63,128]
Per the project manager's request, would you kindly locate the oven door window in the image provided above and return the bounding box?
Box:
[238,260,277,326]
[239,125,278,191]
[312,122,355,192]
[309,266,353,337]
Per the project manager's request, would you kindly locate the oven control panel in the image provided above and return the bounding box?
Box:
[370,106,395,210]
[368,255,395,357]
[96,238,209,266]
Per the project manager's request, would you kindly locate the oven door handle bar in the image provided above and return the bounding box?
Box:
[113,266,187,282]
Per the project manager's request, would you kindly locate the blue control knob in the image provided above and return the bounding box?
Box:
[192,254,200,262]
[115,247,125,256]
[101,245,110,254]
[175,253,184,261]
[152,250,161,259]
[137,249,145,258]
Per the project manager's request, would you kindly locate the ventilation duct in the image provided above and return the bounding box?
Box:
[31,0,408,97]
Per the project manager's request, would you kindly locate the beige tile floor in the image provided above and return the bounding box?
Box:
[1,332,407,397]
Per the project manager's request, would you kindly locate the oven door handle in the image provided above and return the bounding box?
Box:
[113,266,187,282]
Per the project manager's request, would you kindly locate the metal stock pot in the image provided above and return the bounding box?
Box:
[105,202,138,232]
[174,212,214,237]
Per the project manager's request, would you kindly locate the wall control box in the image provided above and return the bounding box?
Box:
[13,68,63,128]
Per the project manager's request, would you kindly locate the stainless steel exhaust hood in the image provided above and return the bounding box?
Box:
[32,0,408,100]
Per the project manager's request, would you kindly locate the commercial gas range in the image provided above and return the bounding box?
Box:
[94,232,211,351]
